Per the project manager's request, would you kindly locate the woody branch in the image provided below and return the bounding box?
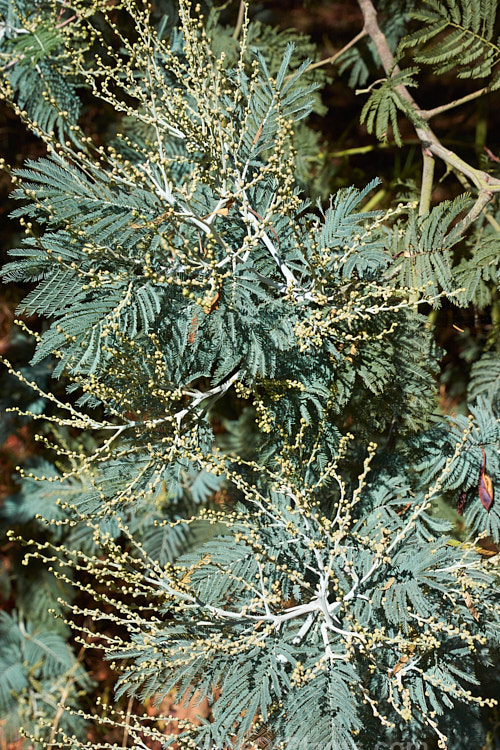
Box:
[357,0,500,229]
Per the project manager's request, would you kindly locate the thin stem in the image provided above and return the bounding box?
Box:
[304,29,368,74]
[357,0,500,227]
[173,368,242,428]
[55,13,77,29]
[419,148,435,216]
[484,211,500,232]
[361,186,387,211]
[449,189,495,241]
[48,647,85,748]
[420,87,489,120]
[331,138,481,157]
[239,193,299,288]
[331,140,419,157]
[122,696,134,749]
[232,0,246,40]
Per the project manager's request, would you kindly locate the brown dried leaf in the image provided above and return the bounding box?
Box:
[479,447,494,512]
[463,591,480,622]
[203,288,221,315]
[188,315,198,344]
[389,654,409,676]
[479,471,494,511]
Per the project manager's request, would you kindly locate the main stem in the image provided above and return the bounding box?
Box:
[357,0,500,233]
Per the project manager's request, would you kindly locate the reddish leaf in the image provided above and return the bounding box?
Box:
[457,490,467,516]
[479,472,494,511]
[463,591,480,621]
[479,447,494,512]
[188,314,198,344]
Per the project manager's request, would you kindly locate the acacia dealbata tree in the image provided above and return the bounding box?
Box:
[0,0,499,748]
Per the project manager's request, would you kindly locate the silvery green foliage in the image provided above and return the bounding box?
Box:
[0,0,81,140]
[0,610,91,744]
[1,1,499,748]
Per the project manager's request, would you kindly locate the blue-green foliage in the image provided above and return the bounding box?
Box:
[1,0,499,748]
[454,210,500,308]
[339,0,416,88]
[59,471,498,749]
[386,197,470,298]
[402,0,500,86]
[0,0,81,140]
[0,610,90,743]
[408,398,500,541]
[360,66,423,146]
[468,352,500,414]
